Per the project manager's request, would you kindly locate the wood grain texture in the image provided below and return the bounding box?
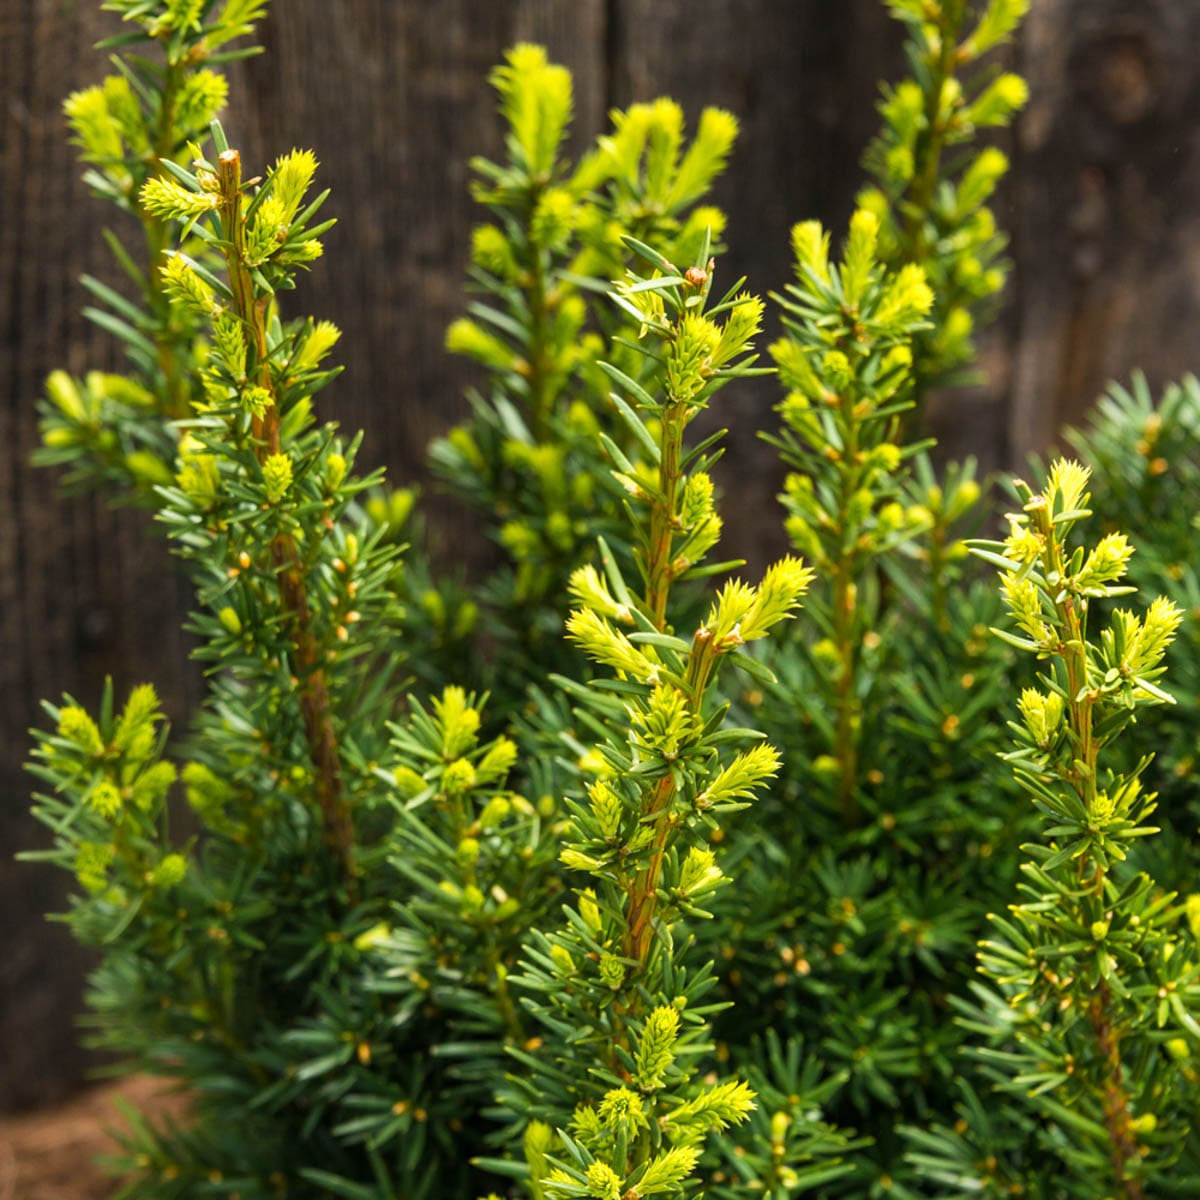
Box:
[1,0,202,1113]
[3,0,1200,1109]
[1008,0,1200,457]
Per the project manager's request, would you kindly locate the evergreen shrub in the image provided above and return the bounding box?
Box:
[25,1,1200,1197]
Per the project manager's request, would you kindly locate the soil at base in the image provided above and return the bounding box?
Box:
[0,1076,186,1200]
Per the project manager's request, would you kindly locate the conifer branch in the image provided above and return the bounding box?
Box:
[864,0,1029,395]
[963,460,1196,1195]
[1023,478,1145,1193]
[431,46,743,692]
[771,211,935,827]
[42,2,264,499]
[215,146,355,886]
[504,245,815,1199]
[900,2,963,258]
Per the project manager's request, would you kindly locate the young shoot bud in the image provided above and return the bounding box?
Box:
[634,1005,680,1090]
[568,564,633,624]
[958,147,1010,213]
[87,780,122,819]
[631,684,699,762]
[633,1146,702,1195]
[489,44,573,179]
[821,350,853,392]
[668,106,739,209]
[476,736,518,784]
[63,85,124,164]
[113,684,162,755]
[584,1161,622,1200]
[566,609,659,682]
[75,842,115,894]
[140,176,219,221]
[1003,515,1044,565]
[58,705,105,755]
[176,70,229,132]
[240,385,273,419]
[470,224,516,279]
[965,74,1030,128]
[876,262,934,324]
[678,846,723,898]
[791,220,831,283]
[151,853,187,888]
[739,556,814,641]
[841,209,880,308]
[433,686,482,758]
[211,312,247,379]
[967,0,1032,57]
[666,314,721,404]
[1001,573,1053,647]
[598,953,625,989]
[132,761,176,812]
[323,452,347,493]
[269,149,319,224]
[589,779,624,840]
[445,318,516,371]
[531,187,576,252]
[696,742,781,812]
[1076,531,1134,593]
[707,579,757,644]
[1112,596,1184,680]
[664,1078,756,1140]
[711,294,764,368]
[294,321,342,373]
[1017,688,1064,749]
[261,453,293,504]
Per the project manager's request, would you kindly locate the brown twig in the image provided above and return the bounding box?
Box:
[1090,989,1145,1200]
[215,149,356,889]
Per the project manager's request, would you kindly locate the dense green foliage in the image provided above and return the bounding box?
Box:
[26,1,1200,1198]
[415,45,741,693]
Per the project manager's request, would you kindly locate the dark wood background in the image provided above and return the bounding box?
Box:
[3,0,1199,1111]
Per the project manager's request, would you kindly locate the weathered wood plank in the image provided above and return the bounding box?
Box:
[0,0,203,1113]
[1008,0,1200,456]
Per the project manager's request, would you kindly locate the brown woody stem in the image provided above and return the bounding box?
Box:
[622,388,685,966]
[1090,989,1145,1199]
[621,392,707,967]
[215,149,356,889]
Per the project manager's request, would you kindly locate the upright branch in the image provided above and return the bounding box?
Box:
[967,459,1200,1196]
[770,211,936,825]
[899,0,965,255]
[142,130,361,884]
[431,44,741,679]
[212,144,353,881]
[862,0,1029,394]
[40,0,269,499]
[500,238,816,1200]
